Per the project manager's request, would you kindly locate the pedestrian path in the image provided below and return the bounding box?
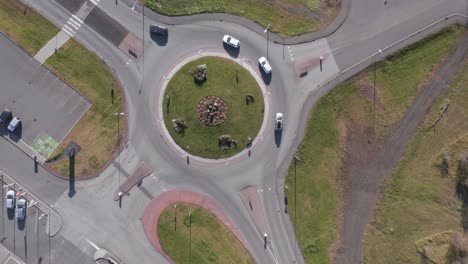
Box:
[0,243,24,264]
[33,1,94,63]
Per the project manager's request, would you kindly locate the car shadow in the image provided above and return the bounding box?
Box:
[274,129,282,147]
[223,43,240,58]
[7,208,14,220]
[17,217,26,230]
[7,123,22,142]
[258,65,272,85]
[150,33,168,46]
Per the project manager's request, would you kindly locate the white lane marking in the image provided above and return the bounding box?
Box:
[63,24,75,34]
[67,20,79,30]
[87,239,100,251]
[72,15,83,24]
[68,17,82,28]
[90,0,98,5]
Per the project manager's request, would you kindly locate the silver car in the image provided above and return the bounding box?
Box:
[258,57,272,74]
[16,198,26,220]
[223,35,240,48]
[6,190,15,209]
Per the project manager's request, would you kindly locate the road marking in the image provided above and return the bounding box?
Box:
[61,15,84,37]
[71,15,83,24]
[67,20,79,30]
[87,239,100,250]
[90,0,100,5]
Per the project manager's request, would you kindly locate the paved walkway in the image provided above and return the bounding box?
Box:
[120,0,350,45]
[141,189,255,263]
[154,49,272,167]
[34,0,95,63]
[0,244,24,264]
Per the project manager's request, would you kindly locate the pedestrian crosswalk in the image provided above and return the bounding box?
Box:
[89,0,101,6]
[61,15,83,37]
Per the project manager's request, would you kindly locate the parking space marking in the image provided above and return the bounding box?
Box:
[31,132,58,159]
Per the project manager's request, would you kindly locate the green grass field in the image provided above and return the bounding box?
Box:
[286,25,464,264]
[363,57,468,263]
[45,39,123,176]
[163,57,264,159]
[144,0,340,36]
[158,203,254,264]
[0,0,59,54]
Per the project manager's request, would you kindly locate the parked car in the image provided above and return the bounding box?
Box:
[275,113,283,130]
[16,198,26,220]
[258,57,272,74]
[222,35,240,48]
[0,109,12,127]
[149,24,168,35]
[6,190,15,209]
[7,117,20,132]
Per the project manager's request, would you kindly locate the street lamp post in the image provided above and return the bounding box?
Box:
[189,208,192,264]
[264,24,271,61]
[114,113,125,190]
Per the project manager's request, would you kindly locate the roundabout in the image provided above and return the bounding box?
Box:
[158,53,270,161]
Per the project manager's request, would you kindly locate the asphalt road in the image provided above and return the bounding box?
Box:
[4,0,467,263]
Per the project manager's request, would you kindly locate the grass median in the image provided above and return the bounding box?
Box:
[158,203,254,264]
[0,0,58,54]
[163,56,264,159]
[144,0,340,36]
[286,25,464,264]
[45,39,123,176]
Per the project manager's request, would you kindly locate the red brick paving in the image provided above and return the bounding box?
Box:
[118,33,144,59]
[141,189,256,262]
[240,186,269,237]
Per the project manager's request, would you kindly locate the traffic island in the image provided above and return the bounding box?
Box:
[162,56,265,159]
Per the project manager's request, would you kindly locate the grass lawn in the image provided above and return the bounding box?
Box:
[158,203,254,264]
[363,57,468,263]
[163,57,264,159]
[286,25,464,264]
[0,0,59,54]
[144,0,341,36]
[45,39,123,176]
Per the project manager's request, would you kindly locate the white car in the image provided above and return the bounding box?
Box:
[16,198,26,220]
[275,113,283,130]
[7,117,20,132]
[6,190,15,209]
[223,35,240,48]
[259,57,272,74]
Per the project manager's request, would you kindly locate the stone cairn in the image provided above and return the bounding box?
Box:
[196,96,228,127]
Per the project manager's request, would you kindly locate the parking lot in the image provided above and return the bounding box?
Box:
[0,185,50,263]
[0,33,91,159]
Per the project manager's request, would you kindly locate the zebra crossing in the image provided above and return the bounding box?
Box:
[61,14,84,37]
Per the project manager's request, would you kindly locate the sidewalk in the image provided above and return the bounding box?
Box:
[0,243,24,264]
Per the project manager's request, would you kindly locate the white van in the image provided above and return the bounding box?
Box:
[7,117,20,132]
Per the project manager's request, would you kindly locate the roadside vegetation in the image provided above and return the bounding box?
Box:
[0,0,58,54]
[144,0,340,36]
[364,56,468,263]
[286,25,464,264]
[45,39,123,176]
[158,203,254,264]
[163,57,263,159]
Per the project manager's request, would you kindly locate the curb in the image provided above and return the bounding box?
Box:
[120,0,350,44]
[154,49,272,167]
